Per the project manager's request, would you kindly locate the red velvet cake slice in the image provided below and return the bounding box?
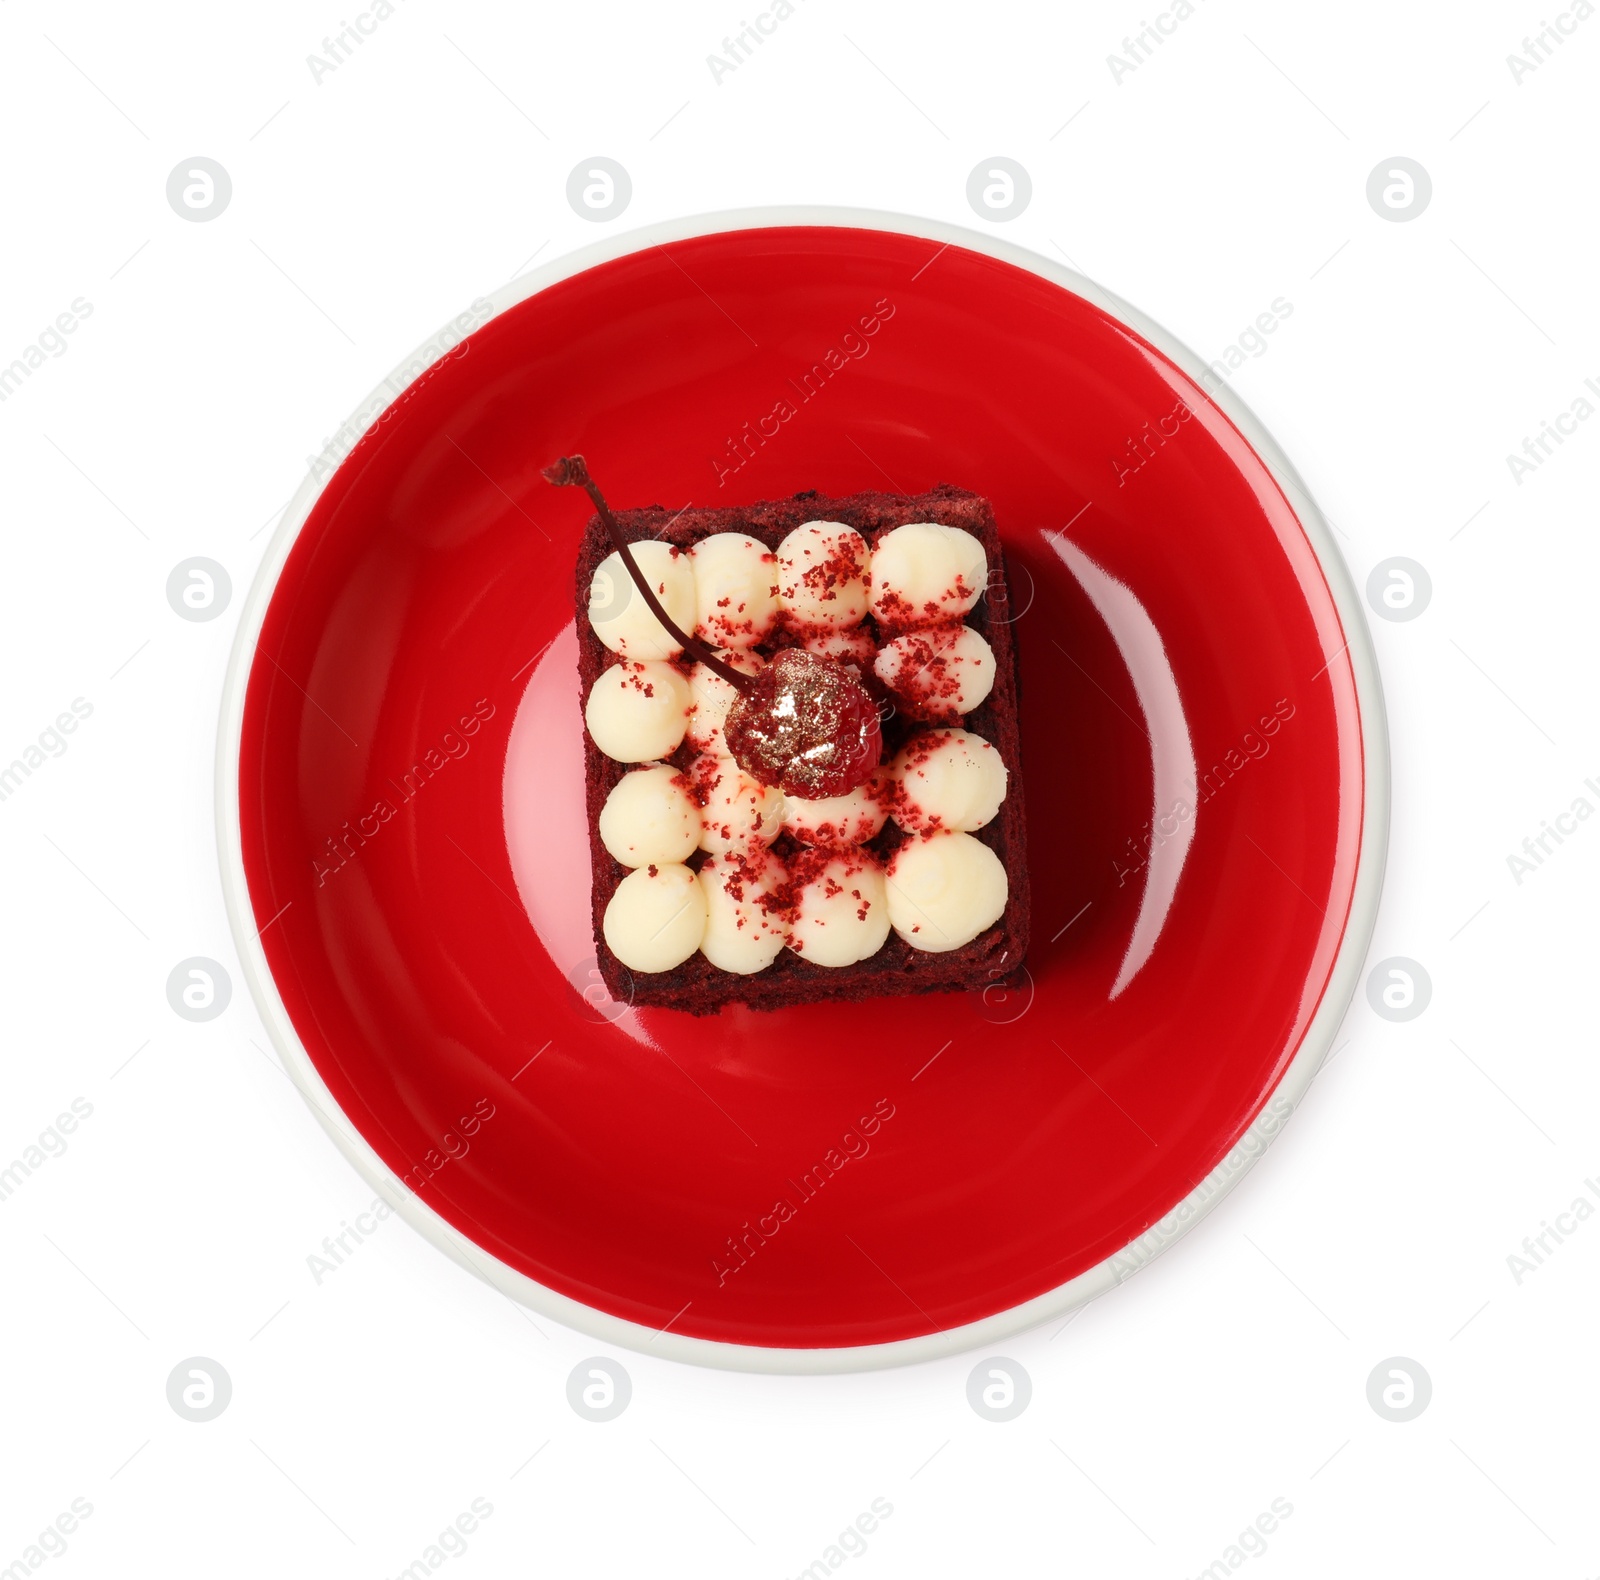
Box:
[561,471,1029,1015]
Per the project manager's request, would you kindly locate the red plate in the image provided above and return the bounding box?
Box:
[220,211,1385,1370]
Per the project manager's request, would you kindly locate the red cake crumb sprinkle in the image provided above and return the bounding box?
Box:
[874,587,916,626]
[709,848,788,918]
[892,729,969,836]
[769,844,882,927]
[612,660,661,699]
[795,623,878,673]
[683,754,722,807]
[780,532,868,618]
[877,631,980,722]
[700,551,780,645]
[787,766,894,848]
[873,575,980,637]
[933,575,977,618]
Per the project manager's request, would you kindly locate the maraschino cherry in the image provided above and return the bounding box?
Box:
[543,455,881,798]
[721,648,881,799]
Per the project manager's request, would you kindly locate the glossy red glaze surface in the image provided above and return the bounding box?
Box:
[238,225,1364,1350]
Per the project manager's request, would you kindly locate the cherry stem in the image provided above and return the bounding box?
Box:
[542,454,753,692]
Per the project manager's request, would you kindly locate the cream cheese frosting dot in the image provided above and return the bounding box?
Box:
[687,752,786,854]
[685,648,764,758]
[588,541,696,660]
[799,623,878,673]
[584,660,691,763]
[602,862,707,973]
[689,533,779,649]
[598,765,700,868]
[886,831,1008,952]
[873,626,996,721]
[783,769,892,847]
[869,522,987,630]
[789,850,890,967]
[698,850,789,974]
[775,521,871,630]
[891,729,1008,835]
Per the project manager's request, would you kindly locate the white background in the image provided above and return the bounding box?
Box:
[3,0,1598,1576]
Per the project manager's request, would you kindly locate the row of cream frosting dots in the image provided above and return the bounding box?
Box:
[602,834,1008,975]
[584,520,998,772]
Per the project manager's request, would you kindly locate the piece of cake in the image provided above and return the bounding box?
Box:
[560,468,1030,1015]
